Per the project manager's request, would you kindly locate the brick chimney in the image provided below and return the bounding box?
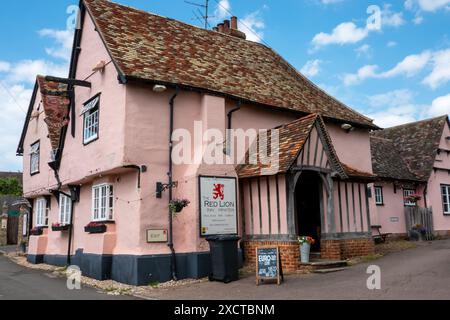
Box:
[214,17,246,40]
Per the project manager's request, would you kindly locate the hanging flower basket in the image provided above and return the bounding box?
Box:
[51,223,71,232]
[84,222,107,234]
[30,227,43,236]
[405,193,422,206]
[169,199,190,214]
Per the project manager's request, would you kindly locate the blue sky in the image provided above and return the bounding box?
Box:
[1,0,450,172]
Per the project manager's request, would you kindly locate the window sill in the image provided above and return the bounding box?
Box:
[91,220,115,224]
[83,135,99,146]
[376,203,384,206]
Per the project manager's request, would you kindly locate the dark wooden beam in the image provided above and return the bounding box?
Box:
[45,76,91,88]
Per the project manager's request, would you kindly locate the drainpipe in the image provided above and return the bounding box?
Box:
[168,88,179,281]
[226,101,241,154]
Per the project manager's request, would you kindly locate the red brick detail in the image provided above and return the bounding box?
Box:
[321,238,375,260]
[243,240,300,273]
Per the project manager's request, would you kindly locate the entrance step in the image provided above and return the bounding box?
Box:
[313,267,348,274]
[310,252,321,260]
[298,259,348,273]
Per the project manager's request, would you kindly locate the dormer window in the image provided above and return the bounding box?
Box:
[82,94,100,145]
[30,141,40,175]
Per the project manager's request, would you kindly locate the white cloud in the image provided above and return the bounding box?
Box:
[239,11,265,43]
[366,90,450,127]
[6,59,68,84]
[212,0,266,43]
[343,51,433,85]
[381,4,406,27]
[343,65,378,86]
[213,0,231,22]
[366,89,422,127]
[427,94,450,117]
[0,84,33,170]
[312,22,369,49]
[422,49,450,89]
[368,89,415,108]
[311,5,405,50]
[321,0,344,4]
[301,59,322,77]
[387,41,397,47]
[413,14,424,24]
[0,27,71,170]
[0,61,10,72]
[415,0,450,12]
[382,51,431,77]
[38,29,74,62]
[355,44,371,57]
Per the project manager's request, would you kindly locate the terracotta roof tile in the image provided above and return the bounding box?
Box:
[370,116,448,181]
[236,114,354,179]
[83,0,377,128]
[36,76,71,151]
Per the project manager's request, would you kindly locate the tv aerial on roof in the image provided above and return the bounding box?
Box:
[185,0,214,29]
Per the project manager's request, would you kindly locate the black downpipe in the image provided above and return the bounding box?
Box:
[227,101,241,154]
[168,88,179,281]
[66,200,75,266]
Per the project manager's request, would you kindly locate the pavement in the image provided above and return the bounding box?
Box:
[0,239,449,300]
[146,239,450,300]
[0,254,137,300]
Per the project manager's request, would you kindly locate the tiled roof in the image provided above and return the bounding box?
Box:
[370,116,448,181]
[341,163,377,180]
[236,114,375,180]
[236,114,318,178]
[83,0,377,129]
[36,76,71,151]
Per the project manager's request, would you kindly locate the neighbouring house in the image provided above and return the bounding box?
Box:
[17,0,380,285]
[0,172,27,247]
[370,116,450,238]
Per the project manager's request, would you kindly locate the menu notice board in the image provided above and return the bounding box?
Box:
[256,246,284,285]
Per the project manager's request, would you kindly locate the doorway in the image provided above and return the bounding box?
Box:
[7,215,19,245]
[295,171,322,252]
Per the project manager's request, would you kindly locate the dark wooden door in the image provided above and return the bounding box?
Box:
[7,216,19,245]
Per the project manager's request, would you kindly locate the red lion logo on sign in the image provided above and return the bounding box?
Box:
[213,184,225,201]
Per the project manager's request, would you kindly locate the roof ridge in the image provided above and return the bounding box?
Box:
[379,115,448,131]
[83,0,377,128]
[87,0,270,48]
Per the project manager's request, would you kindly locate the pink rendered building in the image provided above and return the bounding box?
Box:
[370,116,450,239]
[18,0,386,285]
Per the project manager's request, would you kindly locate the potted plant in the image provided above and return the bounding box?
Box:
[405,193,421,206]
[84,222,107,234]
[298,236,315,263]
[30,227,43,236]
[51,222,71,232]
[411,224,427,241]
[169,199,190,214]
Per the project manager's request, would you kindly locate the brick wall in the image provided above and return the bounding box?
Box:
[243,240,300,273]
[244,237,375,273]
[322,238,374,260]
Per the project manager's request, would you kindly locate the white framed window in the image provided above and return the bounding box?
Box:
[374,187,383,205]
[83,107,99,144]
[441,185,450,215]
[35,198,48,227]
[92,184,114,221]
[59,193,72,226]
[30,141,40,175]
[403,189,416,206]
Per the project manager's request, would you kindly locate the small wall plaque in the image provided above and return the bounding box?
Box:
[1,219,7,230]
[390,217,400,223]
[146,229,168,243]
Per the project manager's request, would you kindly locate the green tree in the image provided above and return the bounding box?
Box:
[0,178,22,196]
